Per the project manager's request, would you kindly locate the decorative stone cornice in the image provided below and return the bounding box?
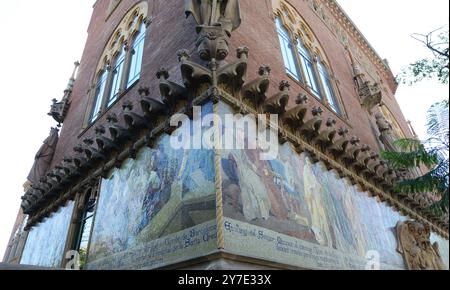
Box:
[324,0,392,77]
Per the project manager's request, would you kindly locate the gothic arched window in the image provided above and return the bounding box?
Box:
[273,2,345,118]
[85,1,148,126]
[297,38,322,98]
[276,18,301,82]
[90,68,108,123]
[317,59,341,115]
[108,44,126,107]
[127,22,146,87]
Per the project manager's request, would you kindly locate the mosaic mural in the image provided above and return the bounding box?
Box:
[218,102,412,269]
[86,106,217,269]
[20,201,74,268]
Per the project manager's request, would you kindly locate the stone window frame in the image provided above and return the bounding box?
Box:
[273,2,347,119]
[61,180,102,270]
[82,1,149,130]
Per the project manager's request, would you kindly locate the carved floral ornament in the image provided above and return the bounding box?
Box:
[21,0,448,239]
[95,1,149,76]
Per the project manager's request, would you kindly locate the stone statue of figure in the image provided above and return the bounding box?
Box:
[27,127,59,185]
[375,113,397,152]
[185,0,241,35]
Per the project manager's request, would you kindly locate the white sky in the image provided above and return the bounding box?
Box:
[0,0,448,258]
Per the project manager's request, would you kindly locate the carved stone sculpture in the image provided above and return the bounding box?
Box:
[27,128,59,186]
[185,0,241,61]
[185,0,241,35]
[396,220,446,270]
[375,113,397,152]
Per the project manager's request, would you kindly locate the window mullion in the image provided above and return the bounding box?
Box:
[292,37,306,85]
[121,42,133,91]
[313,57,328,102]
[100,64,114,112]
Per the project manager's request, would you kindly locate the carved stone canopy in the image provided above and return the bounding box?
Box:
[396,220,446,270]
[48,62,80,125]
[347,48,382,113]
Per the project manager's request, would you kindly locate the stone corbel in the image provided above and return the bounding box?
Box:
[178,50,212,89]
[106,113,133,142]
[328,127,349,158]
[314,118,337,149]
[122,101,151,130]
[282,94,309,131]
[156,68,188,107]
[299,107,323,141]
[242,65,271,108]
[217,47,249,91]
[95,125,120,153]
[263,81,290,115]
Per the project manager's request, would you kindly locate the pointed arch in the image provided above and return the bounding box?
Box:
[272,0,345,116]
[85,1,149,127]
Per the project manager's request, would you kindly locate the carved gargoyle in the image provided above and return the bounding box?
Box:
[349,50,382,113]
[263,81,290,115]
[375,160,389,180]
[242,65,271,107]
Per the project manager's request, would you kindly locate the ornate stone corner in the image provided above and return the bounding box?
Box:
[396,220,447,270]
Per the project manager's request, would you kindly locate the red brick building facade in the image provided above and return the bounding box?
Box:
[4,0,448,270]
